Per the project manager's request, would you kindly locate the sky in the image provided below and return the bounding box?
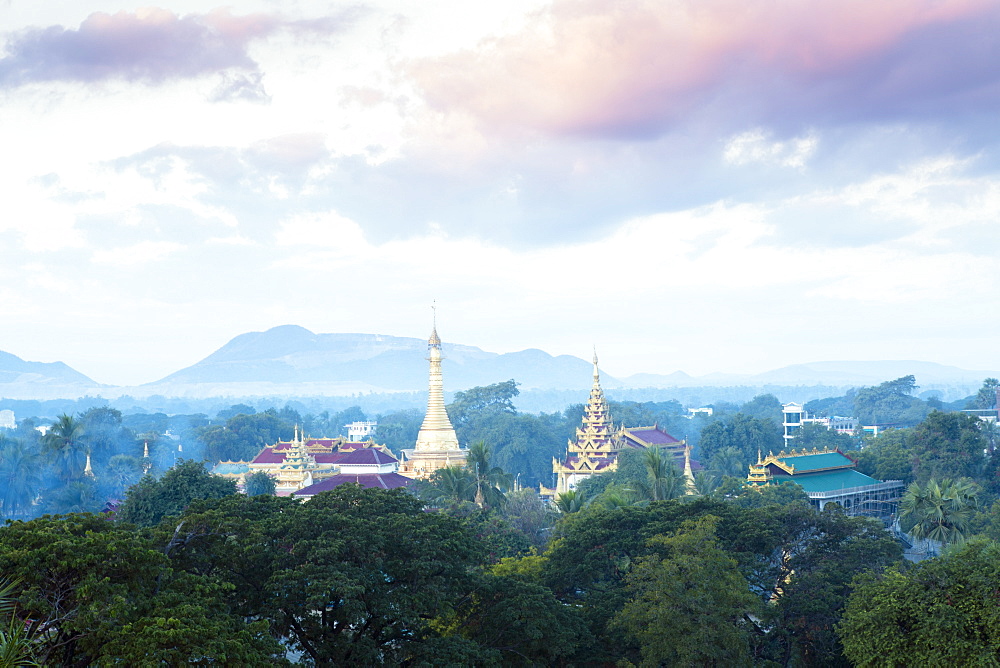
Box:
[2,0,1000,387]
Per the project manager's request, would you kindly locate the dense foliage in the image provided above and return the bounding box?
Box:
[4,375,1000,664]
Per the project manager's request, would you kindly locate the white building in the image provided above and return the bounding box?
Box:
[0,409,14,429]
[782,403,859,445]
[345,420,378,441]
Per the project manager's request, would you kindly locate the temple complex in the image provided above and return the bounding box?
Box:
[294,448,412,499]
[747,447,903,518]
[399,320,468,479]
[212,428,396,496]
[543,352,692,496]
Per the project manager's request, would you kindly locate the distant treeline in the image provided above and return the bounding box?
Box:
[0,381,966,420]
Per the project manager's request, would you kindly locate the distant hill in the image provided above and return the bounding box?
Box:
[0,350,102,400]
[144,325,619,396]
[1,328,995,404]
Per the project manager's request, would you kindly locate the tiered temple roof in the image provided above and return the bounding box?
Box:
[550,352,624,495]
[546,352,692,497]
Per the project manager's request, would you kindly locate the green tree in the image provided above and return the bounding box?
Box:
[103,453,145,498]
[115,460,237,527]
[501,488,557,548]
[853,375,927,425]
[416,465,477,506]
[909,410,988,482]
[543,494,897,665]
[740,393,783,423]
[795,421,858,451]
[764,509,903,665]
[698,413,782,469]
[0,576,38,667]
[77,406,129,463]
[161,487,486,665]
[968,377,999,409]
[0,514,281,666]
[692,470,718,496]
[447,380,519,428]
[900,478,980,549]
[611,515,761,667]
[839,539,1000,666]
[854,428,915,484]
[444,574,588,666]
[373,409,423,455]
[634,446,686,502]
[555,490,586,514]
[0,437,41,519]
[243,470,276,496]
[466,440,511,508]
[41,414,85,482]
[708,445,749,479]
[198,410,292,462]
[42,479,102,515]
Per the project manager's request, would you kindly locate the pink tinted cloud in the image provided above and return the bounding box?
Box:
[0,8,347,88]
[411,0,1000,138]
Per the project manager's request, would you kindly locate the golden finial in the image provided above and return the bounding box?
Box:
[428,301,441,346]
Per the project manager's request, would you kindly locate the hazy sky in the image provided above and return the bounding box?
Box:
[2,0,1000,387]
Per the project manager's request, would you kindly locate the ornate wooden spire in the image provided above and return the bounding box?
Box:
[569,348,618,456]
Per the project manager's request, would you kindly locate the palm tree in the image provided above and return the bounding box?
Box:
[693,471,719,497]
[0,577,37,667]
[419,466,477,506]
[0,438,41,519]
[636,447,686,502]
[709,446,748,479]
[466,440,511,508]
[41,415,85,482]
[591,483,638,510]
[43,481,100,515]
[555,489,586,514]
[900,478,980,551]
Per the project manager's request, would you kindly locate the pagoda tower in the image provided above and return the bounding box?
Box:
[399,317,468,479]
[551,350,624,494]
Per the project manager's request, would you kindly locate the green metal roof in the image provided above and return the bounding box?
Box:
[777,452,854,473]
[776,468,882,493]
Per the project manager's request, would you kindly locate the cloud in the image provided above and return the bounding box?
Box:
[91,240,184,266]
[0,7,354,94]
[723,129,817,168]
[275,211,367,250]
[409,0,1000,139]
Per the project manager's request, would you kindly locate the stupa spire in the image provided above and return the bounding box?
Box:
[413,308,459,453]
[84,451,95,478]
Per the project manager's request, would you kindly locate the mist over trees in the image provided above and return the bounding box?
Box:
[4,371,1000,662]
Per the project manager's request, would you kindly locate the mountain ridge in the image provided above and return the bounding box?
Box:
[0,326,996,401]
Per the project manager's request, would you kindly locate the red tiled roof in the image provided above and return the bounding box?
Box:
[338,448,398,466]
[295,473,413,496]
[625,427,680,445]
[251,447,287,464]
[338,441,368,451]
[314,452,349,464]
